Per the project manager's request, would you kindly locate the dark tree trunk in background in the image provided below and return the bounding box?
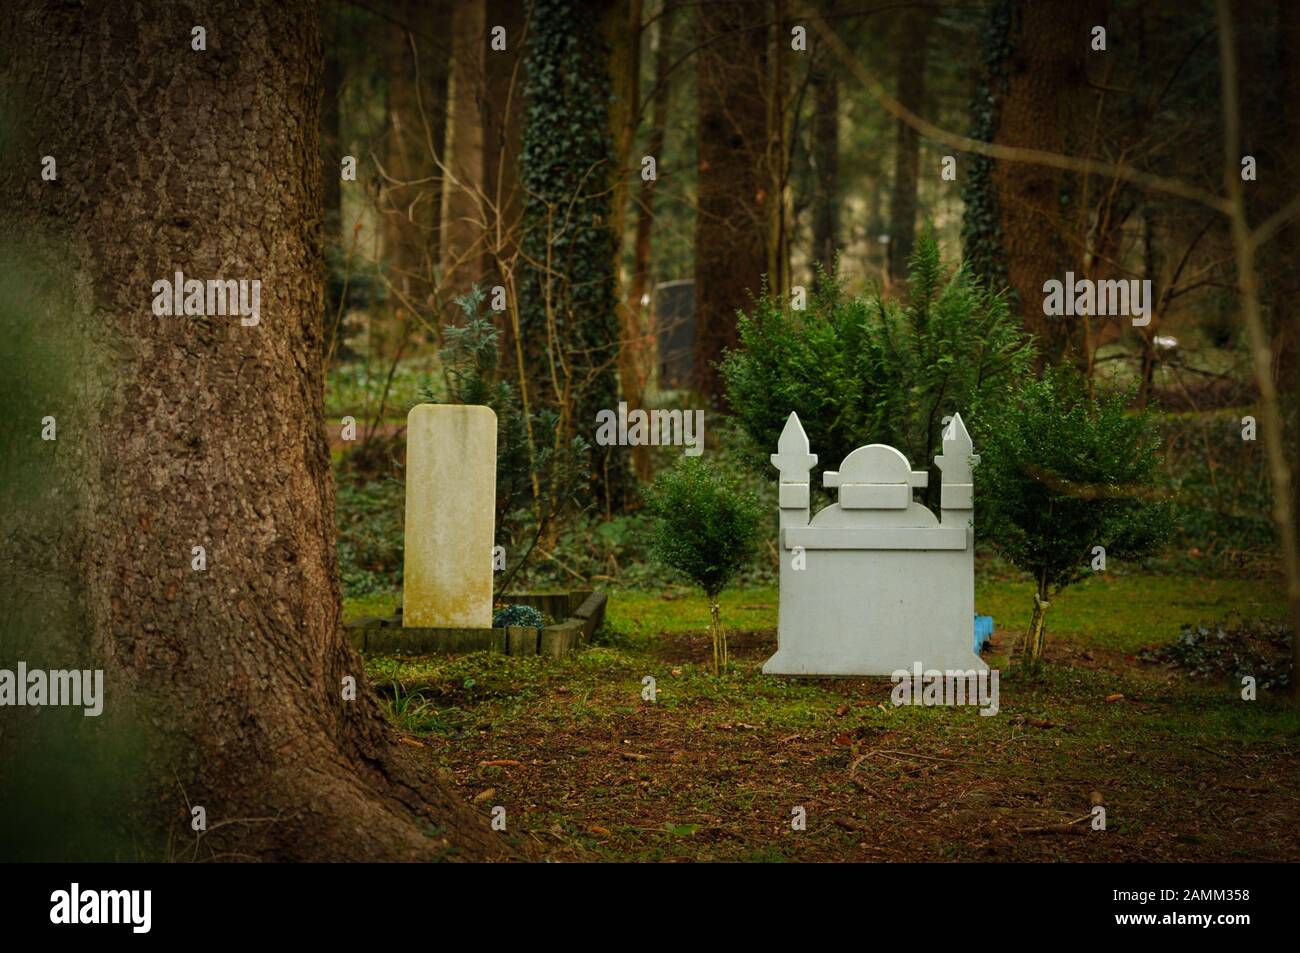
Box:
[604,0,642,255]
[960,0,1013,295]
[766,0,793,298]
[991,0,1104,365]
[887,1,932,281]
[693,0,769,401]
[441,0,489,300]
[604,0,652,482]
[0,0,507,861]
[438,0,524,314]
[477,0,527,426]
[383,0,450,334]
[809,0,840,278]
[484,0,527,287]
[627,1,676,470]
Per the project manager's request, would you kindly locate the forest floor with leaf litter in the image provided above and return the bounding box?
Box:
[353,574,1298,862]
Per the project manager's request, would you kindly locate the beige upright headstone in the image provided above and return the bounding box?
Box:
[403,404,497,628]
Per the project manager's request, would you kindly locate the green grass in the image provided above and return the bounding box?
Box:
[604,586,779,637]
[602,571,1284,654]
[346,568,1297,861]
[973,572,1284,652]
[343,589,401,623]
[353,572,1293,752]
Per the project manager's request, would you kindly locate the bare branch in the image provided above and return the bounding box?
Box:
[802,4,1231,213]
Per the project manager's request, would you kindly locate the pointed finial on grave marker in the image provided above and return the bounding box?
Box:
[943,412,972,452]
[936,412,977,510]
[771,412,817,481]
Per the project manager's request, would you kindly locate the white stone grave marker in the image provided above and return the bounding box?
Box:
[763,411,985,675]
[402,404,497,628]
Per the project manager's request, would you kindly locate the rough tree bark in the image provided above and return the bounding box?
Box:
[0,0,510,861]
[693,0,770,401]
[991,0,1104,365]
[887,1,932,281]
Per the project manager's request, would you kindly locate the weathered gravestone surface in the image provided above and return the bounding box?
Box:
[402,404,497,628]
[764,411,986,676]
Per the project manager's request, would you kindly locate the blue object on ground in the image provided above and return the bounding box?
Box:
[973,614,994,653]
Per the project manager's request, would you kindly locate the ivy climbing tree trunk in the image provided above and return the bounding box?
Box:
[520,0,629,511]
[960,0,1014,296]
[0,0,509,861]
[887,1,932,281]
[988,0,1104,365]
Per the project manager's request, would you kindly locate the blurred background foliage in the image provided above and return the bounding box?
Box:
[321,0,1280,625]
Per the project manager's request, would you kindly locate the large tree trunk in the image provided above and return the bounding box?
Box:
[991,0,1104,365]
[693,0,770,401]
[887,1,932,281]
[0,0,508,861]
